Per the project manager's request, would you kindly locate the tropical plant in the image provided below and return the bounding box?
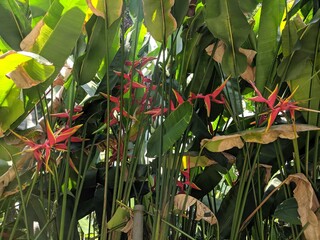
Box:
[0,0,319,240]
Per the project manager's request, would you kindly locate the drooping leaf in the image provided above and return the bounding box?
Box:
[173,194,217,225]
[146,101,193,157]
[142,0,177,42]
[255,0,285,91]
[201,124,320,152]
[205,0,251,76]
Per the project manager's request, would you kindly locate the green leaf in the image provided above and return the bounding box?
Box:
[274,198,301,225]
[29,0,51,26]
[76,16,121,85]
[107,206,130,230]
[0,0,31,50]
[106,0,123,28]
[172,0,189,27]
[142,0,177,42]
[255,0,285,92]
[205,0,251,76]
[282,15,305,57]
[12,0,88,129]
[278,12,320,126]
[147,101,193,157]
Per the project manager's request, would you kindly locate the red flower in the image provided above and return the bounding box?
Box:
[11,121,82,172]
[248,82,309,131]
[189,78,228,116]
[176,159,201,193]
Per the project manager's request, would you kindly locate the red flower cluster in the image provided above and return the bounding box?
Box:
[11,107,83,172]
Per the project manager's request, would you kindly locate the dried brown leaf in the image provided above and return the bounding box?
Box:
[201,133,244,152]
[7,65,40,89]
[284,174,320,240]
[206,41,257,81]
[201,124,320,152]
[205,41,225,63]
[174,194,217,225]
[20,20,45,51]
[0,152,33,197]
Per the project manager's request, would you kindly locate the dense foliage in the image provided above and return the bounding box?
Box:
[0,0,319,239]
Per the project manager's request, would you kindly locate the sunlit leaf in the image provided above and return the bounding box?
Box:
[142,0,177,42]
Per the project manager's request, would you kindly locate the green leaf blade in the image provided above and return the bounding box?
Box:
[147,101,193,157]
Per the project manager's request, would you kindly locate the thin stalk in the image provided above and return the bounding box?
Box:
[12,160,30,239]
[161,219,196,240]
[67,128,98,240]
[313,131,319,185]
[305,131,310,177]
[292,137,301,173]
[101,0,111,239]
[59,76,76,240]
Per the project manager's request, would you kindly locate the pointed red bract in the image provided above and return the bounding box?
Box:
[46,121,56,146]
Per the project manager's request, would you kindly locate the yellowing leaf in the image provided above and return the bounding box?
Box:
[201,124,320,152]
[0,51,32,76]
[284,174,320,240]
[174,194,217,225]
[142,0,177,42]
[20,20,45,51]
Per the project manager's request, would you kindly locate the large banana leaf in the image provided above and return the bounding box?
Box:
[12,0,88,129]
[205,0,251,76]
[0,51,54,134]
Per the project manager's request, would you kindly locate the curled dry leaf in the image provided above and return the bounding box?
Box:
[201,124,320,152]
[284,174,320,240]
[174,194,217,225]
[205,41,257,81]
